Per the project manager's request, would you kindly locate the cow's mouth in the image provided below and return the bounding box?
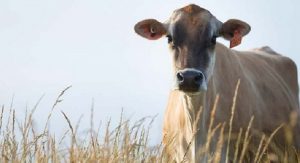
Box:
[178,86,200,93]
[175,80,207,93]
[171,88,204,97]
[173,81,207,93]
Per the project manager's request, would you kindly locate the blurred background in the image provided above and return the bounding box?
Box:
[0,0,299,144]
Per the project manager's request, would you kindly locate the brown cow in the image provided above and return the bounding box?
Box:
[134,4,300,162]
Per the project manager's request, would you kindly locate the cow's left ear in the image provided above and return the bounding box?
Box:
[219,19,251,48]
[134,19,167,40]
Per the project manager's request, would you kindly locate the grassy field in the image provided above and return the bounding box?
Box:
[0,87,162,163]
[0,87,299,163]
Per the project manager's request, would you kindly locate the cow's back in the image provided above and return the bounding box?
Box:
[208,43,300,149]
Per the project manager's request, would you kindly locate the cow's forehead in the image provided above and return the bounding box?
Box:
[168,4,213,36]
[180,4,207,15]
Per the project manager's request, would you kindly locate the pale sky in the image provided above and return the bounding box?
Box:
[0,0,299,143]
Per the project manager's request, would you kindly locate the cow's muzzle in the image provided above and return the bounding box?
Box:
[176,69,206,92]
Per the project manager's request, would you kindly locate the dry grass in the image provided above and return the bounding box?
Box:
[0,86,299,163]
[0,87,161,163]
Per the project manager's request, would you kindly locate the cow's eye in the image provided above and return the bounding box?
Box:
[211,36,217,45]
[166,35,173,44]
[166,35,177,50]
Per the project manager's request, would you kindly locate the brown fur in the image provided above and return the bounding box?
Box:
[134,4,300,162]
[163,43,300,162]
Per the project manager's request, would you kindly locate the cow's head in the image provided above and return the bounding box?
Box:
[134,4,250,92]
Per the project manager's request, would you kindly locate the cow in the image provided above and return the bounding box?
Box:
[134,4,300,162]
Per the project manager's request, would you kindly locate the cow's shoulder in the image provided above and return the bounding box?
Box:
[252,46,279,55]
[250,46,297,68]
[253,47,296,69]
[249,47,298,90]
[248,46,294,67]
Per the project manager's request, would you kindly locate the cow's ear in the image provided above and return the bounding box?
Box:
[134,19,167,40]
[219,19,251,48]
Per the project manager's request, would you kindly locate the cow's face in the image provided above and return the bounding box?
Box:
[134,4,250,92]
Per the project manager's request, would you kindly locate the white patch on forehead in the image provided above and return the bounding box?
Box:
[166,10,216,37]
[209,17,222,36]
[166,12,183,35]
[170,10,183,23]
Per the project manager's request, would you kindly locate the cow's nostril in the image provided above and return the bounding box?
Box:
[177,72,184,82]
[176,70,205,92]
[194,74,203,83]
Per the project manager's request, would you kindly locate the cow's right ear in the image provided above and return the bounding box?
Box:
[134,19,167,40]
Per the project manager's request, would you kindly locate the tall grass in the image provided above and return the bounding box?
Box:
[0,87,299,163]
[0,88,161,163]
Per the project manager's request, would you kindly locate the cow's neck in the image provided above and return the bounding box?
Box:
[181,92,207,135]
[179,91,210,162]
